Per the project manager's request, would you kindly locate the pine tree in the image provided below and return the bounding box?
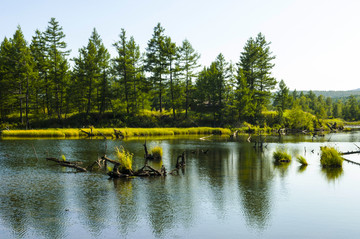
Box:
[178,39,200,118]
[6,26,35,128]
[163,36,177,119]
[145,23,168,113]
[0,37,14,120]
[273,79,290,111]
[44,17,70,120]
[237,33,276,124]
[113,29,141,115]
[30,29,49,115]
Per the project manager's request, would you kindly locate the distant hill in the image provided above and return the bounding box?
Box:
[297,88,360,99]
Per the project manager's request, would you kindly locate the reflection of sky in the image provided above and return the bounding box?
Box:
[1,133,360,238]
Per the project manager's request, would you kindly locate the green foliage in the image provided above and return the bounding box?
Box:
[296,155,308,165]
[151,146,163,159]
[237,33,277,123]
[284,107,315,131]
[320,146,343,168]
[115,146,133,171]
[273,149,292,163]
[2,20,360,129]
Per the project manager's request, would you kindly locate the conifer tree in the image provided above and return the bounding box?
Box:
[237,33,276,123]
[145,23,168,113]
[178,39,200,118]
[44,17,70,119]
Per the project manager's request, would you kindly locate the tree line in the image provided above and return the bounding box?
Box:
[1,18,359,129]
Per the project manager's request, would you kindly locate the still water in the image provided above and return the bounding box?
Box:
[1,132,360,238]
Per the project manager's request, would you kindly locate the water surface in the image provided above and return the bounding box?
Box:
[1,132,360,238]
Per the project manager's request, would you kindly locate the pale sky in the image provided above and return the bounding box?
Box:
[1,0,360,91]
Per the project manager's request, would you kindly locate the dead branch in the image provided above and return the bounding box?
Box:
[46,157,87,172]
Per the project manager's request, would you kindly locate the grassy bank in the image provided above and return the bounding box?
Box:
[0,127,231,138]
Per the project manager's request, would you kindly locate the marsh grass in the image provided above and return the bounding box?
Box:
[1,127,231,138]
[151,146,163,159]
[296,155,308,165]
[115,146,133,171]
[273,149,292,163]
[320,146,343,168]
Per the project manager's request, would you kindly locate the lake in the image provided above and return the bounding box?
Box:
[1,132,360,238]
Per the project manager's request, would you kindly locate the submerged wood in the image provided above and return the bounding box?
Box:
[170,152,186,175]
[341,150,360,155]
[101,155,166,178]
[342,157,360,166]
[46,157,87,172]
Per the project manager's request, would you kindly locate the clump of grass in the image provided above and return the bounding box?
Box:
[320,146,343,168]
[273,149,292,163]
[115,146,133,171]
[151,145,163,159]
[296,155,308,165]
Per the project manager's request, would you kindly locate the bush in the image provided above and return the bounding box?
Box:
[320,146,343,168]
[273,149,292,163]
[284,107,315,131]
[151,146,163,159]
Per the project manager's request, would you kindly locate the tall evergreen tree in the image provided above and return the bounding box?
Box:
[178,39,200,118]
[44,17,70,119]
[145,23,168,112]
[273,79,290,111]
[113,29,141,114]
[237,33,276,123]
[163,36,177,119]
[12,27,35,128]
[30,29,49,115]
[0,37,14,120]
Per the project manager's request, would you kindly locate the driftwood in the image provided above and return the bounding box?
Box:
[80,129,95,137]
[101,155,166,178]
[342,157,360,166]
[113,129,124,139]
[143,140,161,161]
[46,157,87,172]
[341,151,360,155]
[170,152,186,175]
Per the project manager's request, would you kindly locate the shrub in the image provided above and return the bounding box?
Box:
[320,146,343,168]
[115,146,133,171]
[296,155,308,165]
[273,149,292,163]
[151,146,163,159]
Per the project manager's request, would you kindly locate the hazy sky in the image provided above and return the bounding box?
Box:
[1,0,359,91]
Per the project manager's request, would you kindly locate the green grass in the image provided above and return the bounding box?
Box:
[115,146,133,171]
[273,149,292,163]
[296,155,308,165]
[151,146,163,159]
[320,146,343,168]
[1,127,231,138]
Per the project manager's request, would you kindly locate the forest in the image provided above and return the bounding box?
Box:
[1,17,360,130]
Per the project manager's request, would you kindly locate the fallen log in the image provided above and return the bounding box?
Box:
[113,129,124,139]
[46,157,87,172]
[80,129,95,137]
